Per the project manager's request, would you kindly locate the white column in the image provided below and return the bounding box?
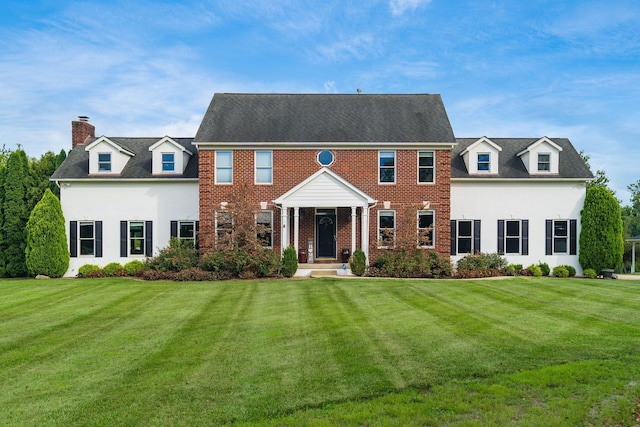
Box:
[280,207,289,254]
[361,206,370,264]
[351,207,357,253]
[294,207,300,253]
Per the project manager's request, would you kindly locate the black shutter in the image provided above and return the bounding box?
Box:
[120,221,127,257]
[145,221,153,257]
[497,220,504,254]
[450,220,457,255]
[95,221,103,258]
[473,220,481,253]
[545,220,553,255]
[170,221,178,238]
[522,220,529,256]
[569,219,577,255]
[70,221,78,258]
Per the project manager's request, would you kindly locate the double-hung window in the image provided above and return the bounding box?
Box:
[70,220,103,257]
[171,220,198,248]
[255,151,273,184]
[216,210,233,247]
[162,153,175,171]
[498,219,529,255]
[379,151,395,183]
[98,153,111,172]
[378,210,395,247]
[215,151,233,184]
[418,151,435,183]
[477,153,490,172]
[417,210,434,248]
[537,153,551,172]
[450,220,481,255]
[256,211,273,248]
[545,219,577,255]
[120,221,152,257]
[129,221,145,255]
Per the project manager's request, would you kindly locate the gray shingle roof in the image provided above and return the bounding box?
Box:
[452,138,594,179]
[50,137,197,180]
[194,93,457,143]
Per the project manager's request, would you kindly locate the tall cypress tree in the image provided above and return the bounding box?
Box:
[26,189,69,278]
[3,150,30,277]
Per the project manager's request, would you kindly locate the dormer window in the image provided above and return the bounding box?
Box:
[98,153,111,172]
[537,153,550,172]
[162,153,175,171]
[477,153,490,172]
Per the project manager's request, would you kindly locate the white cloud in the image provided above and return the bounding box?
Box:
[389,0,431,16]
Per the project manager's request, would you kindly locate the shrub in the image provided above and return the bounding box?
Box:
[562,265,577,277]
[174,267,216,282]
[103,262,125,277]
[425,250,452,278]
[455,252,507,278]
[583,268,597,279]
[124,260,146,276]
[281,246,298,278]
[78,264,101,278]
[147,237,199,272]
[350,249,366,276]
[368,250,450,278]
[538,262,550,276]
[200,247,281,278]
[25,189,69,278]
[553,265,569,278]
[526,264,542,277]
[505,264,517,276]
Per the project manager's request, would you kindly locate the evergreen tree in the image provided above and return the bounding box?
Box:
[25,189,69,278]
[579,185,624,273]
[2,150,30,277]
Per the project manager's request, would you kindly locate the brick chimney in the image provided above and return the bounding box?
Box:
[72,116,95,148]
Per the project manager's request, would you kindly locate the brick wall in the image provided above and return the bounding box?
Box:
[198,148,452,261]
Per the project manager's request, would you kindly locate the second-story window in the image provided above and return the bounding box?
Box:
[98,153,111,172]
[215,151,233,184]
[477,153,490,172]
[379,151,395,183]
[162,153,175,171]
[538,153,551,171]
[418,151,434,183]
[255,151,273,184]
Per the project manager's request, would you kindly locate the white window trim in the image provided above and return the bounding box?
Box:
[537,152,551,172]
[162,152,175,172]
[477,152,490,172]
[417,151,435,185]
[378,209,396,248]
[505,220,522,255]
[79,221,96,256]
[417,210,435,248]
[128,221,145,256]
[553,219,568,254]
[256,210,274,248]
[98,152,112,172]
[457,220,474,255]
[215,150,233,185]
[254,150,273,185]
[317,150,335,166]
[215,210,233,245]
[378,150,396,185]
[177,220,197,247]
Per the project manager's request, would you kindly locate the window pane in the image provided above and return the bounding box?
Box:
[506,238,520,253]
[98,153,110,162]
[318,150,334,165]
[217,168,232,183]
[380,168,395,183]
[418,212,433,229]
[478,154,490,162]
[80,239,94,256]
[458,238,472,254]
[256,168,272,183]
[129,222,144,238]
[506,221,520,237]
[79,223,94,239]
[458,220,472,237]
[554,221,568,237]
[256,151,271,167]
[379,152,395,167]
[418,168,433,183]
[130,239,144,255]
[379,212,394,229]
[179,222,194,238]
[217,151,232,167]
[419,152,434,166]
[554,237,567,253]
[162,153,174,162]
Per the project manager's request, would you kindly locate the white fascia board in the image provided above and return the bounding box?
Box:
[149,136,193,156]
[85,136,135,157]
[459,137,503,156]
[451,177,591,183]
[516,137,563,157]
[193,141,457,150]
[51,178,198,183]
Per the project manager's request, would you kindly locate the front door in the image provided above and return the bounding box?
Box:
[316,209,336,258]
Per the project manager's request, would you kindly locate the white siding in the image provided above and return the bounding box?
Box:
[60,180,199,277]
[451,180,586,274]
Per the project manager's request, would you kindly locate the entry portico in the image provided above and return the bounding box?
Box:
[273,168,377,262]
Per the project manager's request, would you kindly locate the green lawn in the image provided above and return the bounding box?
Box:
[1,277,639,426]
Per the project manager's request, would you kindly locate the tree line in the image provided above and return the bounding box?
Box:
[0,147,67,277]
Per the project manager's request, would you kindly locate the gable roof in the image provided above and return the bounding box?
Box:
[452,138,593,180]
[193,93,457,145]
[85,136,135,157]
[51,137,198,180]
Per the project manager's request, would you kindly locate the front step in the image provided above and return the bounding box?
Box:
[294,263,352,278]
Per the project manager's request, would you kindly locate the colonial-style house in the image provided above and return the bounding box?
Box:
[51,93,593,277]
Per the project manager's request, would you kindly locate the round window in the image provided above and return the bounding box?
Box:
[317,150,334,166]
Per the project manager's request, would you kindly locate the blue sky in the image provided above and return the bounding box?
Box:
[0,0,638,202]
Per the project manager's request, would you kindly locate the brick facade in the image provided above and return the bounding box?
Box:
[198,148,451,261]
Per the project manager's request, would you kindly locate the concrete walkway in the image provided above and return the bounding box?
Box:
[614,274,640,280]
